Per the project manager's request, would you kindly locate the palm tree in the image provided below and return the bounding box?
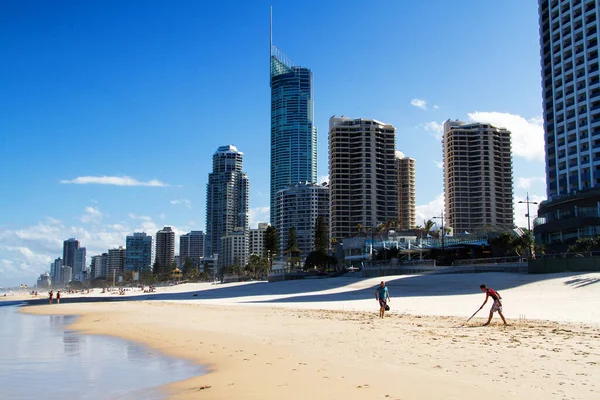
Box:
[423,219,435,236]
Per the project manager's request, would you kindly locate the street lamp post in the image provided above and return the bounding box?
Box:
[518,192,538,257]
[433,209,445,251]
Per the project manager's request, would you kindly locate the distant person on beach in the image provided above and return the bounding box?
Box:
[48,291,53,305]
[479,284,507,326]
[56,291,61,304]
[375,281,390,318]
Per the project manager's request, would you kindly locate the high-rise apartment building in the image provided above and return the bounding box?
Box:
[329,116,398,242]
[443,120,514,233]
[220,228,247,270]
[50,257,63,286]
[61,266,72,285]
[125,232,153,273]
[90,253,108,279]
[155,227,175,273]
[73,247,87,282]
[179,231,205,266]
[276,182,329,259]
[270,20,317,226]
[205,145,249,259]
[535,0,600,248]
[395,151,417,230]
[108,247,126,279]
[62,238,79,271]
[248,223,269,258]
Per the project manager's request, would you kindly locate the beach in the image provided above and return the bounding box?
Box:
[22,272,600,399]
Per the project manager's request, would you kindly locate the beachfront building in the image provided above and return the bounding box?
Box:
[50,257,63,286]
[205,145,249,259]
[396,151,416,230]
[107,247,126,280]
[535,0,600,249]
[37,273,50,288]
[179,231,205,266]
[329,116,398,242]
[219,228,247,271]
[73,247,87,282]
[60,266,72,285]
[275,182,329,260]
[90,253,109,280]
[248,223,269,258]
[270,24,317,226]
[62,238,79,273]
[155,227,175,274]
[125,232,153,273]
[443,120,514,233]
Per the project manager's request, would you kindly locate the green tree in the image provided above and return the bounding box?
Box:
[287,227,298,251]
[304,250,329,273]
[264,225,279,269]
[423,219,435,236]
[356,223,364,237]
[567,236,600,253]
[490,232,516,256]
[314,216,328,253]
[182,258,200,281]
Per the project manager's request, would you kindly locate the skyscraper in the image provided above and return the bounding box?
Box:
[73,247,87,282]
[329,116,398,242]
[270,13,317,226]
[276,182,329,259]
[125,232,153,273]
[396,151,417,230]
[443,120,514,233]
[50,257,63,286]
[155,227,175,273]
[205,145,249,259]
[179,231,205,266]
[90,253,108,279]
[62,238,79,271]
[108,247,126,279]
[535,0,600,248]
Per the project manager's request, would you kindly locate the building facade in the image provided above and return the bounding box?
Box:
[60,266,72,285]
[179,231,205,266]
[329,116,398,242]
[125,232,153,273]
[248,223,269,258]
[275,182,329,259]
[395,151,416,230]
[443,120,514,233]
[535,0,600,248]
[73,247,87,282]
[205,145,249,259]
[270,38,317,226]
[62,238,79,272]
[108,247,126,279]
[90,253,109,279]
[219,229,248,270]
[50,257,63,286]
[155,227,175,273]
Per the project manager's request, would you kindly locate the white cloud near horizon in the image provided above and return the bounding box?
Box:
[415,194,445,225]
[423,121,443,141]
[249,206,270,229]
[516,176,546,189]
[467,112,545,162]
[411,98,428,110]
[60,176,169,187]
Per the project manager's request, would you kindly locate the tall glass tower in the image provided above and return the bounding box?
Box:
[270,11,317,226]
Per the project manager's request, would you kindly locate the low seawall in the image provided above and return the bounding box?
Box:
[361,263,527,278]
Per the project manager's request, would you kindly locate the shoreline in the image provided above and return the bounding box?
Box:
[21,300,600,400]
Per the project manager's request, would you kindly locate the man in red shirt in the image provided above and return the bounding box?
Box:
[479,284,507,326]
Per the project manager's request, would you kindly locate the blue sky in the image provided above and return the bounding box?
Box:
[0,0,546,286]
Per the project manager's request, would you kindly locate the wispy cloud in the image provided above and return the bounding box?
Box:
[416,194,445,225]
[422,121,443,140]
[433,105,439,110]
[60,176,169,187]
[170,199,192,209]
[433,160,443,169]
[80,206,103,224]
[516,176,546,189]
[411,98,427,110]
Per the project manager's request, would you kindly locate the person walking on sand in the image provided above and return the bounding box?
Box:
[48,290,54,305]
[375,281,390,318]
[56,291,61,304]
[479,284,507,326]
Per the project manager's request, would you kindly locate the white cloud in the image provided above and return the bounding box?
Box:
[80,206,103,224]
[433,160,443,169]
[170,199,192,209]
[249,206,270,229]
[318,175,329,185]
[422,121,443,141]
[60,176,169,187]
[415,194,445,226]
[433,105,439,110]
[513,193,546,229]
[411,98,427,110]
[516,176,546,189]
[128,213,152,221]
[467,112,544,162]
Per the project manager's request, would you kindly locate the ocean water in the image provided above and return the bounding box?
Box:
[0,305,204,400]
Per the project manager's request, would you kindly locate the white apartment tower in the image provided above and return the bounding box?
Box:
[443,120,514,233]
[329,116,398,242]
[275,182,329,259]
[220,228,247,270]
[248,223,269,258]
[395,151,416,230]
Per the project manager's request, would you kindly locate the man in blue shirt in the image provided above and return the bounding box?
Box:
[374,281,391,318]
